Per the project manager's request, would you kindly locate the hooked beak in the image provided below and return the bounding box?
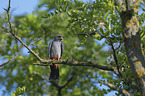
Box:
[60,37,63,40]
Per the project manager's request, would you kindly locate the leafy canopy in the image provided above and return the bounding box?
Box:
[0,0,145,96]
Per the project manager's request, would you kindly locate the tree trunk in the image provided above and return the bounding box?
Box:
[114,0,145,95]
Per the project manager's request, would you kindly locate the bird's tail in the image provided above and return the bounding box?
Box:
[49,64,59,81]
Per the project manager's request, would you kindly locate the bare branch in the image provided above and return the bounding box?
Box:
[0,52,21,68]
[109,39,122,78]
[33,60,121,77]
[33,72,49,81]
[60,74,74,89]
[34,71,75,96]
[28,38,41,46]
[115,42,123,51]
[78,31,122,40]
[50,73,75,96]
[98,80,131,96]
[5,0,13,33]
[33,60,115,71]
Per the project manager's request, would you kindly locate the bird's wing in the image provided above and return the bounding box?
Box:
[48,41,53,59]
[60,42,63,58]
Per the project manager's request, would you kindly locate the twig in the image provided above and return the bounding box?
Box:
[0,52,21,68]
[80,29,123,77]
[78,32,97,36]
[33,72,49,81]
[98,80,131,96]
[115,42,123,51]
[92,30,122,78]
[50,72,75,96]
[109,38,122,78]
[34,71,74,96]
[60,74,74,89]
[78,31,121,40]
[5,0,13,33]
[29,38,41,46]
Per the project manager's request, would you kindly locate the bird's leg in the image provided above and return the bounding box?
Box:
[49,58,56,65]
[57,58,63,62]
[50,58,57,70]
[50,58,56,61]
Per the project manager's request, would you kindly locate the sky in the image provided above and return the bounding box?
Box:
[0,0,39,15]
[1,0,144,96]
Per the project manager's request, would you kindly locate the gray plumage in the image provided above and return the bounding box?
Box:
[49,41,63,59]
[48,35,63,81]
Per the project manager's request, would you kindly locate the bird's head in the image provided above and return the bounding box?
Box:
[54,35,63,41]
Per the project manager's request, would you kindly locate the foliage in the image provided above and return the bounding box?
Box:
[11,86,26,96]
[0,0,145,96]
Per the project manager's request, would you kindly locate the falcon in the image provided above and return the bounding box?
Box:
[48,35,63,81]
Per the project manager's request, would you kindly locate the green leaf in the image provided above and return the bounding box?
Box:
[11,91,16,96]
[104,11,110,19]
[142,8,145,11]
[50,12,54,16]
[11,86,26,96]
[55,10,59,14]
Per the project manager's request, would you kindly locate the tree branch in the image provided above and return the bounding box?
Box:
[80,29,123,77]
[33,60,121,77]
[5,0,42,62]
[0,52,21,68]
[98,80,131,96]
[60,74,74,89]
[109,39,122,78]
[28,38,41,46]
[34,71,74,96]
[33,60,114,71]
[78,31,122,40]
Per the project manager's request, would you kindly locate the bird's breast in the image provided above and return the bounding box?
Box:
[51,41,61,59]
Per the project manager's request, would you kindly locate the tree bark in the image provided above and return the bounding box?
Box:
[114,0,145,95]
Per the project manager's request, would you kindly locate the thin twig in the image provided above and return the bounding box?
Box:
[60,74,74,89]
[92,30,122,78]
[78,31,121,40]
[115,42,123,51]
[29,38,41,46]
[33,72,49,80]
[98,80,131,96]
[0,52,21,68]
[109,38,122,78]
[34,71,74,93]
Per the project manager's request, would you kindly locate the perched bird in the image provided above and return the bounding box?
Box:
[48,35,63,81]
